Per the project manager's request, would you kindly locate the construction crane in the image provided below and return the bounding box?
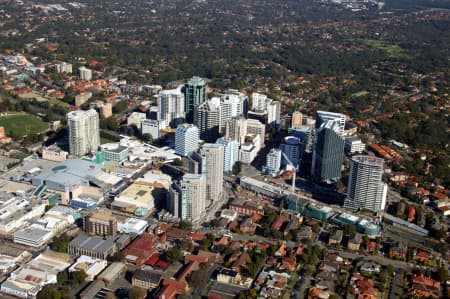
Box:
[280,151,297,193]
[280,151,301,214]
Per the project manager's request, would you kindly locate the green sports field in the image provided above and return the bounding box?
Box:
[0,113,48,137]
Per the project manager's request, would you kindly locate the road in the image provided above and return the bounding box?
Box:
[389,269,403,299]
[293,275,311,299]
[191,264,219,298]
[201,228,417,272]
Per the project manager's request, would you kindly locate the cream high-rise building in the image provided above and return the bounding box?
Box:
[291,111,303,128]
[157,88,185,128]
[180,174,206,222]
[67,109,100,157]
[247,119,266,146]
[194,98,221,142]
[200,143,224,202]
[225,116,247,145]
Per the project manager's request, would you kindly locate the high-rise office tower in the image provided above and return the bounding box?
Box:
[344,156,387,213]
[311,120,345,183]
[315,111,346,136]
[67,109,100,157]
[280,136,302,170]
[157,88,185,128]
[247,119,266,146]
[291,111,303,128]
[216,137,239,172]
[180,174,206,222]
[183,76,207,123]
[264,148,282,177]
[225,116,247,145]
[199,144,224,201]
[175,124,200,156]
[194,98,221,143]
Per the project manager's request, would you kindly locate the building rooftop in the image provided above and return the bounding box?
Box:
[97,262,126,282]
[69,235,127,253]
[114,180,155,209]
[352,155,384,167]
[101,143,128,153]
[133,269,162,284]
[14,226,52,243]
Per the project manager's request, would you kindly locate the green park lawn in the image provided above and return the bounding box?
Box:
[361,39,410,59]
[0,113,48,137]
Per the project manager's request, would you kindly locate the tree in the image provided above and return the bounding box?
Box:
[172,158,183,166]
[57,271,68,284]
[111,252,125,262]
[142,133,153,143]
[70,270,87,284]
[232,161,242,175]
[113,101,128,113]
[186,264,208,288]
[37,285,61,299]
[435,266,448,282]
[164,248,184,263]
[178,220,192,231]
[51,235,70,253]
[128,286,146,299]
[343,224,356,235]
[100,116,119,131]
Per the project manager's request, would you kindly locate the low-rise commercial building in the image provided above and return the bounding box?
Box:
[0,252,71,299]
[69,255,108,281]
[97,262,126,285]
[68,235,131,260]
[118,218,148,235]
[132,269,163,290]
[100,143,129,163]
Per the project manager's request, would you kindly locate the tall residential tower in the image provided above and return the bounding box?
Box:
[344,156,387,213]
[67,109,100,157]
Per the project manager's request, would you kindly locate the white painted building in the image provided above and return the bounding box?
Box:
[175,123,200,156]
[216,137,239,172]
[156,87,185,128]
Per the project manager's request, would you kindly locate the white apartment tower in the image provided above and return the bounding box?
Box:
[55,62,72,73]
[267,100,281,126]
[216,137,239,172]
[175,124,200,156]
[78,66,92,81]
[67,109,100,157]
[251,92,280,126]
[219,89,248,131]
[199,144,224,202]
[180,174,206,222]
[344,155,387,213]
[157,88,185,128]
[251,92,270,110]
